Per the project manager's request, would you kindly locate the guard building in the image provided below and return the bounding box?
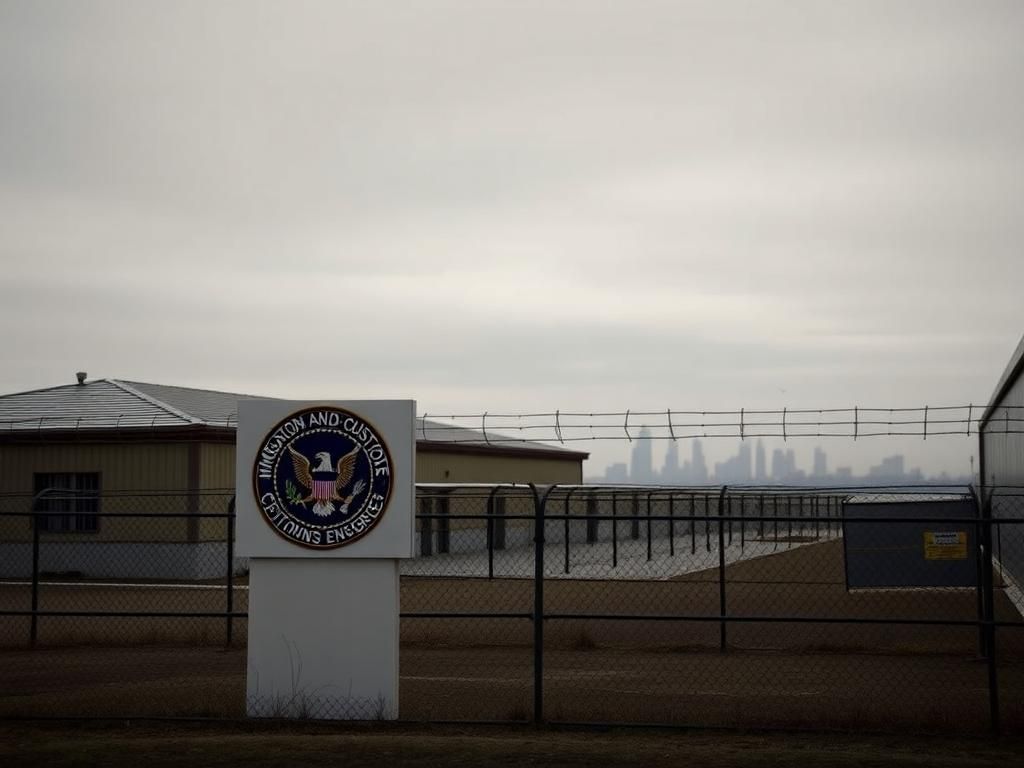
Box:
[0,375,586,577]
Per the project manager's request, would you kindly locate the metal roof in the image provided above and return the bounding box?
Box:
[121,380,246,427]
[0,379,204,431]
[0,378,586,457]
[0,379,246,431]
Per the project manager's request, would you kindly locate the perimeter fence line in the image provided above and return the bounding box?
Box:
[418,405,1023,444]
[2,484,1024,733]
[5,403,1024,444]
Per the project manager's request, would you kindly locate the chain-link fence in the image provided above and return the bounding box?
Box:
[0,488,245,718]
[2,484,1022,733]
[985,486,1024,731]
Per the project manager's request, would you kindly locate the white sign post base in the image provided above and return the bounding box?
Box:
[246,557,399,719]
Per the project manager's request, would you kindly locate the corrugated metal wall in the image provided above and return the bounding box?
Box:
[982,376,1024,488]
[0,443,190,543]
[196,443,237,542]
[199,443,235,489]
[0,443,189,494]
[981,338,1024,592]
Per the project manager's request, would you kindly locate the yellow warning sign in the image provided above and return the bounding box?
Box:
[924,531,967,560]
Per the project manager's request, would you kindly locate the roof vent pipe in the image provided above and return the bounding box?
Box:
[76,372,87,385]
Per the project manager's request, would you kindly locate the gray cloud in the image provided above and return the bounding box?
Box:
[2,0,1022,475]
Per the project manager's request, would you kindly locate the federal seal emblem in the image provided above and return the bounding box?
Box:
[252,406,394,549]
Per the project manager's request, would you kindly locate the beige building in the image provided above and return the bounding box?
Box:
[0,376,586,577]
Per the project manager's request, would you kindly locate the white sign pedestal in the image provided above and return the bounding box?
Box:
[246,558,399,719]
[236,399,414,721]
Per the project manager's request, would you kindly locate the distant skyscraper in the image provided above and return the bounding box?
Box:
[755,440,766,482]
[771,448,785,482]
[813,446,827,477]
[885,455,905,476]
[604,463,629,483]
[713,442,754,484]
[691,440,708,483]
[631,427,654,483]
[738,442,752,482]
[662,441,680,482]
[868,454,906,480]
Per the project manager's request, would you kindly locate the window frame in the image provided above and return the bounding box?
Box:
[32,472,101,534]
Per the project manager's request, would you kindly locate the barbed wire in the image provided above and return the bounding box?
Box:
[418,404,1024,445]
[4,404,1023,446]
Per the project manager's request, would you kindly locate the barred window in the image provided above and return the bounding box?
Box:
[33,473,100,533]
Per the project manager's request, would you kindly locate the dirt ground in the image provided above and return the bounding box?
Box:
[4,721,1024,768]
[2,540,1023,731]
[4,540,1021,651]
[3,641,1021,731]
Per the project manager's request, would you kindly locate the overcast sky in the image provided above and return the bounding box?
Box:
[2,1,1022,475]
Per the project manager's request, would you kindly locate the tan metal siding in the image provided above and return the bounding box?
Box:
[0,443,189,542]
[195,443,236,541]
[0,443,189,494]
[199,443,236,490]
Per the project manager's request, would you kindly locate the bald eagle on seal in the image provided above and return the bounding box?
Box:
[287,445,366,517]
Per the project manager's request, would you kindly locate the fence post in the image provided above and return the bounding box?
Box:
[668,493,675,557]
[787,495,793,543]
[727,494,733,545]
[970,486,987,659]
[495,495,507,550]
[30,495,41,647]
[437,492,451,554]
[981,494,1000,736]
[773,494,779,550]
[419,496,434,556]
[226,496,235,647]
[689,495,696,555]
[611,491,618,569]
[564,488,575,575]
[586,492,599,545]
[532,483,550,725]
[739,494,745,551]
[704,493,711,552]
[718,485,728,653]
[487,486,500,581]
[646,491,653,562]
[996,517,1004,583]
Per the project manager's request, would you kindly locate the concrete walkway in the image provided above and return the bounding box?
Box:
[400,524,840,580]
